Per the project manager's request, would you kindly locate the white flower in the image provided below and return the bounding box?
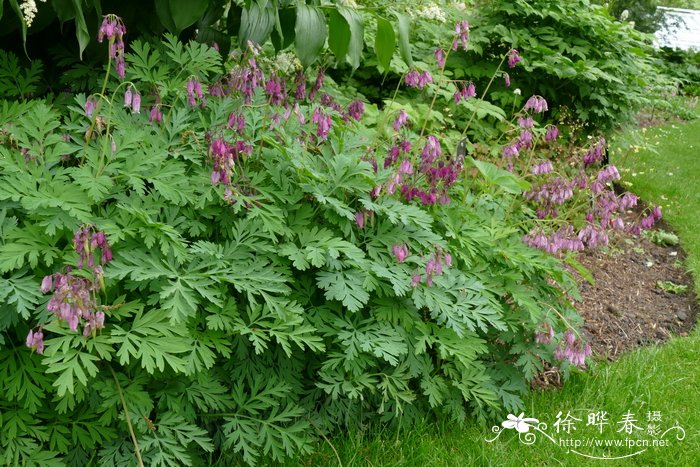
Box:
[453,2,467,11]
[620,9,629,21]
[419,5,447,22]
[20,0,46,28]
[514,88,522,95]
[501,413,539,433]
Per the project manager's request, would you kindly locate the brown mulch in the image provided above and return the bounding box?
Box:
[573,219,698,361]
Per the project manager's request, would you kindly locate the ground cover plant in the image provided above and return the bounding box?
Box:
[0,4,675,467]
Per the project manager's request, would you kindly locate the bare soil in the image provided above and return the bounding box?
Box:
[573,219,698,361]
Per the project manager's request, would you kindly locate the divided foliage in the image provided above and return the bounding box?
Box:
[464,0,659,132]
[0,33,583,464]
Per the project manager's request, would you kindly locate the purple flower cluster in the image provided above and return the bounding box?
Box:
[518,116,535,129]
[452,20,470,51]
[26,329,44,354]
[524,177,574,206]
[399,135,463,206]
[534,324,555,344]
[405,70,433,90]
[412,249,452,287]
[85,97,97,117]
[309,69,325,101]
[524,226,584,254]
[435,48,446,68]
[453,82,476,104]
[97,15,127,78]
[347,100,365,121]
[531,160,553,175]
[149,104,163,124]
[42,271,106,336]
[230,54,265,104]
[228,112,246,133]
[384,140,412,169]
[583,137,607,166]
[596,165,620,184]
[392,244,409,263]
[187,79,204,108]
[265,75,287,106]
[545,125,559,142]
[555,330,592,368]
[74,225,113,269]
[124,86,141,113]
[312,107,332,141]
[393,110,409,131]
[524,95,548,113]
[507,48,522,68]
[210,138,251,186]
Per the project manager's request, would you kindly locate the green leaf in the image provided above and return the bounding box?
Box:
[469,157,530,194]
[375,16,395,72]
[327,9,350,62]
[395,12,413,67]
[239,1,276,48]
[294,4,326,68]
[8,0,28,56]
[71,0,90,59]
[337,6,363,69]
[271,7,296,51]
[156,0,210,34]
[317,269,369,312]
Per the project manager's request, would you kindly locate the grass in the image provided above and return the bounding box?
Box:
[614,118,700,292]
[289,118,700,466]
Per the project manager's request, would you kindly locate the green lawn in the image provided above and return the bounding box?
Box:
[290,119,700,466]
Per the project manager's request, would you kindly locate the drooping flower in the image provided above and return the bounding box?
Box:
[149,105,163,124]
[131,91,141,113]
[504,72,511,88]
[347,100,365,121]
[524,95,548,113]
[531,160,553,175]
[454,82,476,104]
[518,116,535,129]
[355,212,365,229]
[452,20,469,51]
[391,244,409,263]
[420,135,441,165]
[228,112,246,133]
[98,14,127,79]
[124,87,133,108]
[507,48,522,68]
[393,110,409,131]
[85,97,97,117]
[405,70,433,90]
[435,48,446,68]
[312,107,332,141]
[264,75,286,106]
[26,329,44,354]
[41,275,53,293]
[535,324,555,344]
[583,138,607,166]
[545,125,559,142]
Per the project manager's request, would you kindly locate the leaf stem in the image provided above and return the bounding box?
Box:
[109,365,145,467]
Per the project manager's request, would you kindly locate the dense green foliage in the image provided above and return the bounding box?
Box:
[0,1,679,465]
[1,0,411,71]
[0,32,590,464]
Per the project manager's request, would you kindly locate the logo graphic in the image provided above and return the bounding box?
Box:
[485,410,686,460]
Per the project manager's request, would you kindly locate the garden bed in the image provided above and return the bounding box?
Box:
[574,219,698,360]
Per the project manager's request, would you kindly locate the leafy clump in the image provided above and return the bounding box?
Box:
[0,15,658,465]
